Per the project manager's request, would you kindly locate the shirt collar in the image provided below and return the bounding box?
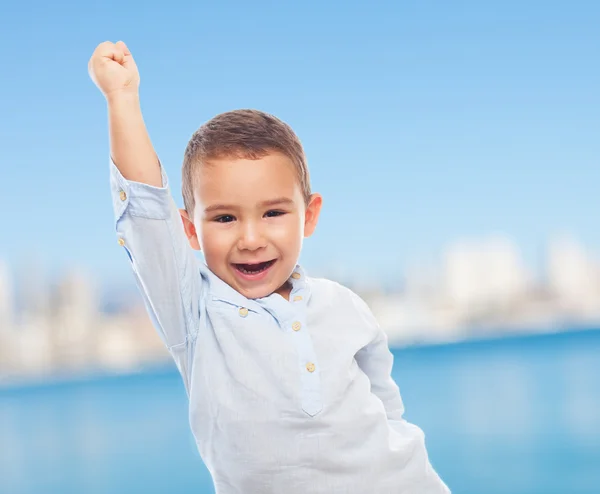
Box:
[204,263,310,314]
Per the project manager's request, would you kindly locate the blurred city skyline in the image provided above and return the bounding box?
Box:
[3,231,600,385]
[1,0,599,289]
[2,230,600,307]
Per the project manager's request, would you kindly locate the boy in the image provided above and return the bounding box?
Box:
[89,40,450,494]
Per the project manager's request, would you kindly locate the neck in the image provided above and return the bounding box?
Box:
[274,281,292,300]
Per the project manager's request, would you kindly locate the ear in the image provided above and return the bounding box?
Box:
[303,193,323,238]
[179,209,201,251]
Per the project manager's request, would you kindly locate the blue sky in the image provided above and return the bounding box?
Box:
[1,0,599,295]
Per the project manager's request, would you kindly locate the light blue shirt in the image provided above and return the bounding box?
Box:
[110,161,450,494]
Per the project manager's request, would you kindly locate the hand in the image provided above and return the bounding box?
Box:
[88,41,140,100]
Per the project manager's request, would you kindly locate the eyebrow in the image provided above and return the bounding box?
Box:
[203,197,295,214]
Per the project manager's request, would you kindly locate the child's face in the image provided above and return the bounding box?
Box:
[180,152,322,300]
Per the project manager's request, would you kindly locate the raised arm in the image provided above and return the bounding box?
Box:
[88,41,203,391]
[89,41,161,186]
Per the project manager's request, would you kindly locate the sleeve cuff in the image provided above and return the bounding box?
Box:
[110,158,173,221]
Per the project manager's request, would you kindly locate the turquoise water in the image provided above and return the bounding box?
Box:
[1,329,599,493]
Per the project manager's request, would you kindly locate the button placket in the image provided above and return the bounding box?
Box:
[299,352,322,416]
[286,314,322,416]
[277,266,321,415]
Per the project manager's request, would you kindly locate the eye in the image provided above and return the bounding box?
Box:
[265,210,286,218]
[214,215,235,223]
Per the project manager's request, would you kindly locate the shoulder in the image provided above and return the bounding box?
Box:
[307,276,377,322]
[306,276,352,299]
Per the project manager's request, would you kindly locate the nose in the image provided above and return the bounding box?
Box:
[237,220,267,251]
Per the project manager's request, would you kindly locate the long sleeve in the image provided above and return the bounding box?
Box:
[109,159,203,391]
[353,292,450,492]
[353,305,405,422]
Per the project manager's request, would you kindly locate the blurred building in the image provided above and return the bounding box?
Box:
[0,261,15,375]
[443,235,532,313]
[547,235,600,320]
[0,261,14,331]
[50,268,98,370]
[367,236,535,344]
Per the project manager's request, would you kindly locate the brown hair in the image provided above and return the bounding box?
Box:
[182,109,311,216]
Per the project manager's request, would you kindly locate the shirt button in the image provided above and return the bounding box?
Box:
[238,307,249,317]
[291,272,301,279]
[118,238,125,246]
[306,362,316,373]
[292,321,301,331]
[293,295,302,302]
[119,190,127,201]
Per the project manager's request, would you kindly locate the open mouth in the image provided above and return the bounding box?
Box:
[233,259,276,276]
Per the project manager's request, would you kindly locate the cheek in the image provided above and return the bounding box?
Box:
[272,215,304,245]
[198,224,233,259]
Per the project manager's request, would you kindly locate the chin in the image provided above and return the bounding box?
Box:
[243,284,275,300]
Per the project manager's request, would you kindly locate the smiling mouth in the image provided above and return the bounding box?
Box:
[233,259,276,275]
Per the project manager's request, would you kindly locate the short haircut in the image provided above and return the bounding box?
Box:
[182,109,311,217]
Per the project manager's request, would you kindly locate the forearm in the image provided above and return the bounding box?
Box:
[108,91,162,187]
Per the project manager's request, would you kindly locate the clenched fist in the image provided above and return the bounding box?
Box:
[88,41,140,99]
